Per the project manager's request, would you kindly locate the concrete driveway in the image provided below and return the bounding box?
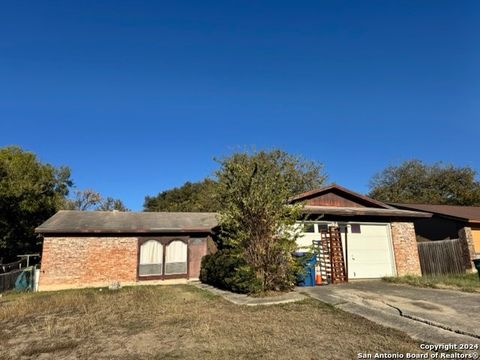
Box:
[300,281,480,344]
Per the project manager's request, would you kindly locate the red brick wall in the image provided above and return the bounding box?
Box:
[458,226,475,270]
[39,236,138,290]
[390,222,422,276]
[39,235,209,290]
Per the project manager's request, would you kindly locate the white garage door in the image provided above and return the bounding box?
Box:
[341,223,395,279]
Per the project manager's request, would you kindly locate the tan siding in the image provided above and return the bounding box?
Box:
[472,229,480,254]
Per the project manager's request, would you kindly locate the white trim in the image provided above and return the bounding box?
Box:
[385,223,397,276]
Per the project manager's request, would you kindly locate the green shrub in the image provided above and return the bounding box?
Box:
[200,250,261,294]
[215,149,322,292]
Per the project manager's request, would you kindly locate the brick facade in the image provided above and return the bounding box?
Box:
[39,235,208,291]
[390,222,422,276]
[458,226,475,271]
[188,237,208,279]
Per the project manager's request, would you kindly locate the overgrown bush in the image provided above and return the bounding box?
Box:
[200,149,325,294]
[200,250,261,294]
[215,150,325,292]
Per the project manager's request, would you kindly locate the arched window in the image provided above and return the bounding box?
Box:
[139,240,163,276]
[165,240,187,275]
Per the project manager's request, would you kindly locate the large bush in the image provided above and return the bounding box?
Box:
[200,250,261,294]
[215,150,325,292]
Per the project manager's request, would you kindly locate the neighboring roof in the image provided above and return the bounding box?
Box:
[390,203,480,224]
[289,184,394,209]
[35,210,219,234]
[302,206,432,218]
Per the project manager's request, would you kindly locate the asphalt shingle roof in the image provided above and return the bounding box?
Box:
[35,210,218,234]
[390,203,480,223]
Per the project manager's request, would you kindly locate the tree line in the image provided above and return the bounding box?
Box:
[145,159,480,212]
[0,146,128,261]
[2,145,480,263]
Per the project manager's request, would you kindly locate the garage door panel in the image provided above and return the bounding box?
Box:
[349,264,394,278]
[349,249,392,261]
[349,234,390,243]
[348,244,390,251]
[342,224,395,279]
[350,226,388,236]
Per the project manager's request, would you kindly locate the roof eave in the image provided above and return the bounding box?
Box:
[35,227,215,235]
[301,207,432,218]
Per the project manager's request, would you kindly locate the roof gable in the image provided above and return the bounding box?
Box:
[289,184,392,209]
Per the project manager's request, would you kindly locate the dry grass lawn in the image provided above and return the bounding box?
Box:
[384,273,480,293]
[0,285,421,359]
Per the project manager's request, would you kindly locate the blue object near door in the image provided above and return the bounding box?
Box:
[295,252,316,287]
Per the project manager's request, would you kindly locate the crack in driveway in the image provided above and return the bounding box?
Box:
[300,282,480,343]
[382,301,480,340]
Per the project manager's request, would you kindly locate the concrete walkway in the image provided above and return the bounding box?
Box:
[300,281,480,344]
[193,282,307,306]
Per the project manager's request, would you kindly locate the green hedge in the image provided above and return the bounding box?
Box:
[200,250,261,294]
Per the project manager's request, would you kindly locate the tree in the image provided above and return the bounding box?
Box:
[63,189,129,211]
[96,197,129,211]
[144,179,220,212]
[216,149,326,292]
[64,189,102,210]
[0,146,72,260]
[144,149,326,213]
[369,160,480,205]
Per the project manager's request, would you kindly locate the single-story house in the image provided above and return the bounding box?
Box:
[35,184,431,291]
[289,184,431,279]
[36,211,217,291]
[388,203,480,270]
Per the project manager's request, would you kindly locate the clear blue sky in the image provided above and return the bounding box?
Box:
[1,1,479,210]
